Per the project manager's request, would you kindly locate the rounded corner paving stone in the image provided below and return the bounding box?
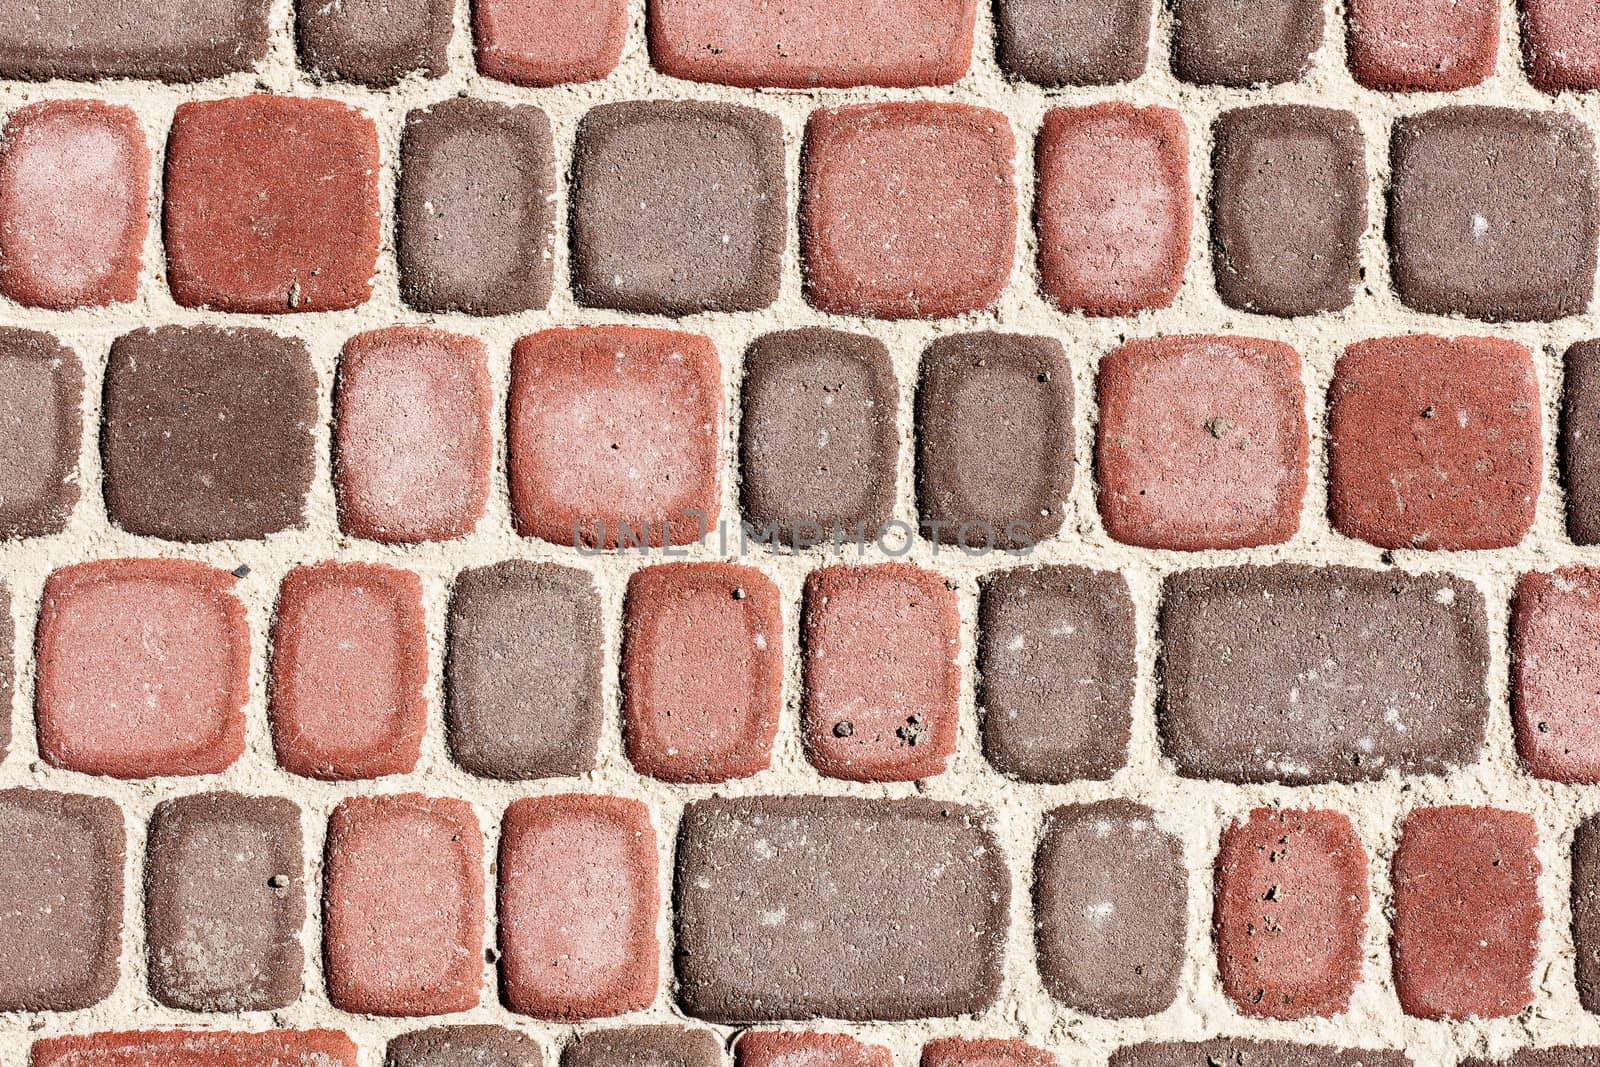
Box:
[387,1026,544,1067]
[297,0,452,87]
[0,0,273,81]
[1573,815,1600,1013]
[1522,0,1600,92]
[1512,567,1600,784]
[922,1041,1055,1067]
[995,0,1152,86]
[1560,339,1600,545]
[738,1032,892,1067]
[473,0,628,86]
[1347,0,1499,92]
[1109,1041,1410,1067]
[0,328,82,540]
[1173,0,1324,86]
[563,1027,724,1067]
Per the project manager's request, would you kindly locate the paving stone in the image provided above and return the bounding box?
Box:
[0,328,81,539]
[1211,105,1366,317]
[397,99,555,316]
[0,789,122,1012]
[738,1032,891,1067]
[1388,106,1598,322]
[675,796,1008,1022]
[1573,814,1600,1011]
[1173,0,1324,86]
[802,103,1016,319]
[33,1031,359,1067]
[323,794,484,1017]
[446,561,603,780]
[1328,335,1541,550]
[473,0,627,85]
[1110,1042,1409,1067]
[977,566,1135,783]
[1347,0,1498,91]
[649,0,976,87]
[334,326,493,543]
[622,563,783,783]
[35,559,250,778]
[1034,103,1190,316]
[564,1028,723,1067]
[509,326,722,549]
[1213,808,1368,1019]
[738,328,899,548]
[1391,806,1541,1019]
[995,0,1152,85]
[1512,568,1600,783]
[922,1041,1054,1067]
[1522,0,1600,92]
[1562,340,1600,544]
[801,564,960,782]
[297,0,452,86]
[388,1027,543,1067]
[144,792,304,1012]
[572,101,785,316]
[1034,800,1186,1019]
[1097,336,1308,551]
[102,326,317,542]
[916,332,1072,550]
[0,0,271,80]
[499,794,659,1019]
[270,562,428,780]
[1461,1050,1600,1067]
[0,586,10,758]
[163,94,381,313]
[1159,564,1489,784]
[0,100,148,308]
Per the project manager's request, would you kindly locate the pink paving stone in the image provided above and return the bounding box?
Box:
[0,101,148,310]
[1523,0,1600,92]
[35,559,249,779]
[498,794,659,1020]
[1035,104,1191,316]
[334,326,492,544]
[269,562,428,781]
[473,0,628,86]
[1512,567,1600,783]
[738,1032,893,1067]
[508,326,723,550]
[323,794,484,1017]
[1095,335,1309,550]
[922,1040,1056,1067]
[1347,0,1499,92]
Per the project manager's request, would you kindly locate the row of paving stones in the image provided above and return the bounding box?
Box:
[10,555,1600,787]
[3,0,1600,95]
[3,325,1596,553]
[3,789,1597,1030]
[6,94,1600,323]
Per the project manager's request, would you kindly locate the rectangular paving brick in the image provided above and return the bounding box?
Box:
[564,1028,723,1067]
[923,1041,1054,1067]
[297,0,452,86]
[674,796,1009,1021]
[1561,339,1600,544]
[473,0,627,85]
[0,328,81,539]
[995,0,1152,85]
[0,0,271,80]
[33,1031,358,1067]
[1512,568,1600,783]
[1173,0,1324,86]
[1347,0,1498,91]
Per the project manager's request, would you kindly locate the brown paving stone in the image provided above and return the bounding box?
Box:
[297,0,452,86]
[995,0,1152,85]
[0,328,81,539]
[388,1028,543,1067]
[0,0,272,81]
[1173,0,1324,86]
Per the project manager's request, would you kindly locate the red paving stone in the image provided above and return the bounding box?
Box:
[1512,567,1600,783]
[738,1032,893,1067]
[473,0,628,85]
[1347,0,1499,91]
[1523,0,1600,91]
[32,1031,358,1067]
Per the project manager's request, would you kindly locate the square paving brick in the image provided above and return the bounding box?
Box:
[509,327,722,549]
[1574,814,1600,1011]
[738,328,900,548]
[1523,0,1600,92]
[1211,106,1366,317]
[0,100,148,309]
[297,0,452,86]
[0,789,122,1012]
[1213,809,1368,1020]
[0,0,271,80]
[323,794,484,1017]
[102,326,317,542]
[144,792,304,1012]
[1035,104,1190,316]
[1097,335,1308,551]
[564,1028,723,1067]
[916,332,1073,550]
[35,559,250,778]
[1562,339,1600,543]
[675,796,1008,1022]
[0,328,81,539]
[1173,0,1324,86]
[1347,0,1498,91]
[498,794,659,1019]
[649,0,976,87]
[163,95,380,314]
[1388,107,1598,322]
[995,0,1152,85]
[335,326,493,543]
[802,103,1016,319]
[389,1027,543,1067]
[35,1032,357,1067]
[572,101,785,316]
[1328,335,1541,550]
[801,564,960,782]
[1110,1042,1408,1067]
[473,0,627,85]
[446,561,603,780]
[1390,806,1541,1020]
[270,562,428,780]
[978,566,1135,783]
[1034,800,1186,1019]
[622,563,783,783]
[397,99,555,316]
[923,1041,1054,1067]
[738,1033,891,1067]
[1159,565,1489,784]
[1512,568,1600,784]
